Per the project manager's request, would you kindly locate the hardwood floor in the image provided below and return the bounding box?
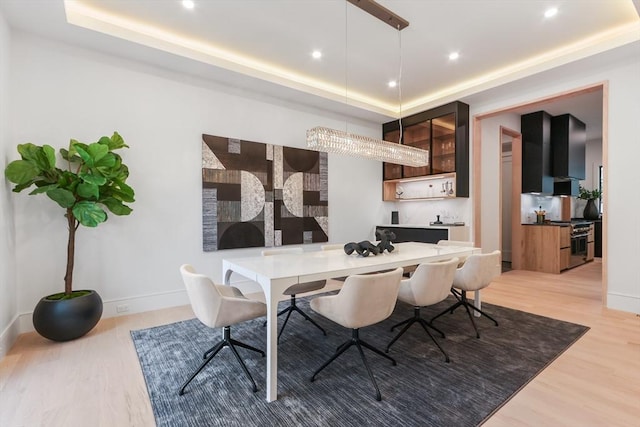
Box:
[1,260,638,426]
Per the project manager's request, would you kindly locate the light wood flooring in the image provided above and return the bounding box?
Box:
[1,260,638,426]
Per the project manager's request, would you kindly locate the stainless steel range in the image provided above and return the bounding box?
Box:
[550,220,592,268]
[568,221,591,268]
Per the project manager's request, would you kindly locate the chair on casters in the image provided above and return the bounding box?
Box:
[430,250,502,338]
[309,268,403,401]
[385,257,459,363]
[261,248,327,340]
[178,264,267,395]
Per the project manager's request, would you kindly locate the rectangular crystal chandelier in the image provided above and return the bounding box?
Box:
[306,126,429,167]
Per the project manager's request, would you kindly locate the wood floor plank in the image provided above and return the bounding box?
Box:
[1,260,638,426]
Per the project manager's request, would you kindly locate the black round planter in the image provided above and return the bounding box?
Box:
[583,199,600,220]
[32,290,103,342]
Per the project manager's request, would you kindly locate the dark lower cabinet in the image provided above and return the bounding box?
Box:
[375,226,448,244]
[594,220,602,257]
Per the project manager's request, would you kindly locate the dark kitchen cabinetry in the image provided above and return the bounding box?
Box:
[382,101,469,197]
[551,114,586,179]
[594,220,602,258]
[521,111,554,194]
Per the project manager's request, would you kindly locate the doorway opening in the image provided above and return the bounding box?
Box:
[472,81,608,304]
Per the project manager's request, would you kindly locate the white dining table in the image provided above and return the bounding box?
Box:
[222,241,480,402]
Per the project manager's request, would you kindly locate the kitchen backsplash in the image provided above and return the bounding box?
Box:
[521,194,562,223]
[395,198,470,225]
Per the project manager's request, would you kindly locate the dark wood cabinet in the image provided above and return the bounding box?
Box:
[382,101,469,197]
[521,111,554,194]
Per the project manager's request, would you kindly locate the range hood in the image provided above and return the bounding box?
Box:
[551,114,586,196]
[521,111,586,196]
[521,111,553,194]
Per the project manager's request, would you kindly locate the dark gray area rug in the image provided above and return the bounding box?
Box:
[131,297,588,427]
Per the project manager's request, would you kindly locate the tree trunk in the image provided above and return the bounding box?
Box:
[64,208,77,295]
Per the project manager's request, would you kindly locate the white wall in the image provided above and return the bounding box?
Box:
[8,33,385,330]
[0,9,18,357]
[477,113,521,256]
[470,43,640,313]
[583,138,604,191]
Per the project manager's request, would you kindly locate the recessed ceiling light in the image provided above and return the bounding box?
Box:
[312,50,322,59]
[544,7,558,18]
[448,52,460,61]
[182,0,195,10]
[388,80,397,88]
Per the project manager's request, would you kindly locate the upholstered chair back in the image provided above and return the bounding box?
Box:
[311,267,403,330]
[397,257,459,307]
[180,264,266,329]
[453,250,501,292]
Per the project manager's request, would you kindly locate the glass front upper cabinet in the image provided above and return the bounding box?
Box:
[430,113,456,175]
[382,101,469,197]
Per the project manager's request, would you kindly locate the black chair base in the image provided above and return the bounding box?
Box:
[178,325,264,396]
[430,290,499,338]
[262,295,326,340]
[386,307,450,363]
[311,328,396,401]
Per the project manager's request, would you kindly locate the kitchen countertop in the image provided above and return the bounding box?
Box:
[378,223,467,229]
[522,220,593,227]
[522,222,571,227]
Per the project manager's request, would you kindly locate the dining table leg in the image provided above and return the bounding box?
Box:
[261,278,279,402]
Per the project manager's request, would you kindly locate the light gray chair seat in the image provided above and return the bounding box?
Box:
[262,247,327,340]
[178,264,267,395]
[283,279,326,295]
[310,267,403,401]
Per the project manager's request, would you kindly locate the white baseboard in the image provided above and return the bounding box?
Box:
[607,292,640,314]
[16,288,191,335]
[5,279,264,356]
[0,314,20,359]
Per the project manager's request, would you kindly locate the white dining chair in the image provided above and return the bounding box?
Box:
[385,258,459,362]
[309,267,403,401]
[430,250,502,338]
[178,264,267,395]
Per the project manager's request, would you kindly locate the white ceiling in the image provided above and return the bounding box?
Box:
[1,0,639,140]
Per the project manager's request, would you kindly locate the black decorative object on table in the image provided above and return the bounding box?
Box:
[344,241,379,257]
[375,229,396,253]
[343,229,396,257]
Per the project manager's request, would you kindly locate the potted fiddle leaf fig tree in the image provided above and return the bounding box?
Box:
[4,132,135,341]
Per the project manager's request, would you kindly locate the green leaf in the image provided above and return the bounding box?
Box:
[47,188,76,208]
[12,180,37,193]
[73,201,107,227]
[77,182,99,199]
[80,173,107,186]
[29,183,59,195]
[93,152,116,169]
[110,132,128,149]
[101,197,133,216]
[16,143,40,161]
[42,145,56,169]
[4,160,39,185]
[74,145,92,166]
[102,180,135,203]
[87,142,109,163]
